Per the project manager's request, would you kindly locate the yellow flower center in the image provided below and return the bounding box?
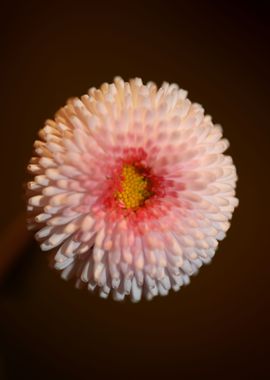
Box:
[115,164,153,209]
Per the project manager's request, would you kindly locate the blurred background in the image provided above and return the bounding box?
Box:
[1,1,269,379]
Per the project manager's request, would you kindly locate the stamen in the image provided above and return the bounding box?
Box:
[115,164,153,209]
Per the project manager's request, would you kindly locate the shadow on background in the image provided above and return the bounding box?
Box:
[0,1,269,379]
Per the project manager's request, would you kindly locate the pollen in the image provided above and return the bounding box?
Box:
[115,164,153,209]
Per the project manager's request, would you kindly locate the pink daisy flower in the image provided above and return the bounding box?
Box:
[27,77,238,302]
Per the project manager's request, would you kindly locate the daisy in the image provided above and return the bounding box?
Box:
[27,77,238,302]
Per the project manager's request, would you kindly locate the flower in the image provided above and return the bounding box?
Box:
[27,77,238,302]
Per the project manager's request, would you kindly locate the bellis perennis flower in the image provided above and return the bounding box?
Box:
[27,77,238,302]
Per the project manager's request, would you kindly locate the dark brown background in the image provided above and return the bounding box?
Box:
[0,1,269,379]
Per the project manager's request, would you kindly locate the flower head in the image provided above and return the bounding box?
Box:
[27,77,238,302]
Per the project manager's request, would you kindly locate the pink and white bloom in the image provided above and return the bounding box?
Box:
[27,77,238,302]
